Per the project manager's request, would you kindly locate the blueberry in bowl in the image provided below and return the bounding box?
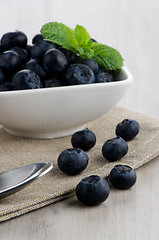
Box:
[0,50,21,73]
[83,58,99,74]
[1,31,27,50]
[96,72,114,83]
[30,39,56,63]
[44,78,63,88]
[13,69,42,90]
[25,59,49,81]
[32,33,44,45]
[43,48,68,74]
[65,64,96,85]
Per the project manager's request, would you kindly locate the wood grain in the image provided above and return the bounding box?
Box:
[0,157,159,240]
[0,0,159,239]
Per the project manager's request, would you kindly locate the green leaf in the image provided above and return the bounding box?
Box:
[76,46,94,58]
[74,25,92,47]
[92,43,124,70]
[40,22,124,71]
[40,22,78,51]
[82,47,94,58]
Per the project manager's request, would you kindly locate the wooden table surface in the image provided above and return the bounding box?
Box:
[0,0,159,239]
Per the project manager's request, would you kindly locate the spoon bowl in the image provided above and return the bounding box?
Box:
[0,162,53,199]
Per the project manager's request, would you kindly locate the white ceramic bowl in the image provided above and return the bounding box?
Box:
[0,66,133,139]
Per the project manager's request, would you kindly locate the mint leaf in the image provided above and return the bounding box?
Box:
[92,43,123,70]
[82,47,94,58]
[74,25,92,47]
[40,22,78,51]
[76,46,94,58]
[40,22,124,71]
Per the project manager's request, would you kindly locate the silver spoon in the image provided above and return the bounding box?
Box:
[0,162,53,199]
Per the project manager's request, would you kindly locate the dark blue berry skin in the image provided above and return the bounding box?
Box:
[13,69,41,90]
[32,34,44,44]
[0,68,5,85]
[102,137,128,162]
[57,148,88,175]
[1,31,27,50]
[90,38,97,42]
[26,45,32,59]
[44,78,63,88]
[0,44,3,54]
[0,82,14,91]
[43,48,68,74]
[75,175,110,206]
[25,59,49,81]
[96,72,113,83]
[83,59,99,74]
[31,39,56,62]
[0,50,21,73]
[109,164,137,189]
[65,64,95,85]
[10,47,28,66]
[71,129,96,151]
[115,119,140,141]
[59,47,83,64]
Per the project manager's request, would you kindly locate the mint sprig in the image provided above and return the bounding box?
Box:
[40,22,123,70]
[74,25,92,47]
[40,22,78,51]
[92,43,124,70]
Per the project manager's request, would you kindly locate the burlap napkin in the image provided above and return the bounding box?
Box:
[0,106,159,222]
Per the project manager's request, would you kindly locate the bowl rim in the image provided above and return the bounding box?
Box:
[0,66,133,96]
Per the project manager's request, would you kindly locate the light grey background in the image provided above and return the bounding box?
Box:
[0,0,159,239]
[0,0,158,117]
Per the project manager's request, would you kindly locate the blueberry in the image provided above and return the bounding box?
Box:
[96,72,113,83]
[31,39,56,62]
[26,44,32,59]
[102,137,128,162]
[109,164,137,189]
[0,50,21,73]
[44,78,63,88]
[43,48,68,74]
[13,69,41,90]
[59,47,83,64]
[32,34,44,44]
[25,59,49,80]
[57,148,88,175]
[10,47,28,66]
[83,59,99,74]
[75,175,110,206]
[1,31,27,50]
[97,66,107,73]
[115,119,140,141]
[71,128,96,151]
[65,64,95,85]
[0,82,14,91]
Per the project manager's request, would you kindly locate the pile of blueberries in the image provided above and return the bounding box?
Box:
[0,31,114,91]
[57,118,140,206]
